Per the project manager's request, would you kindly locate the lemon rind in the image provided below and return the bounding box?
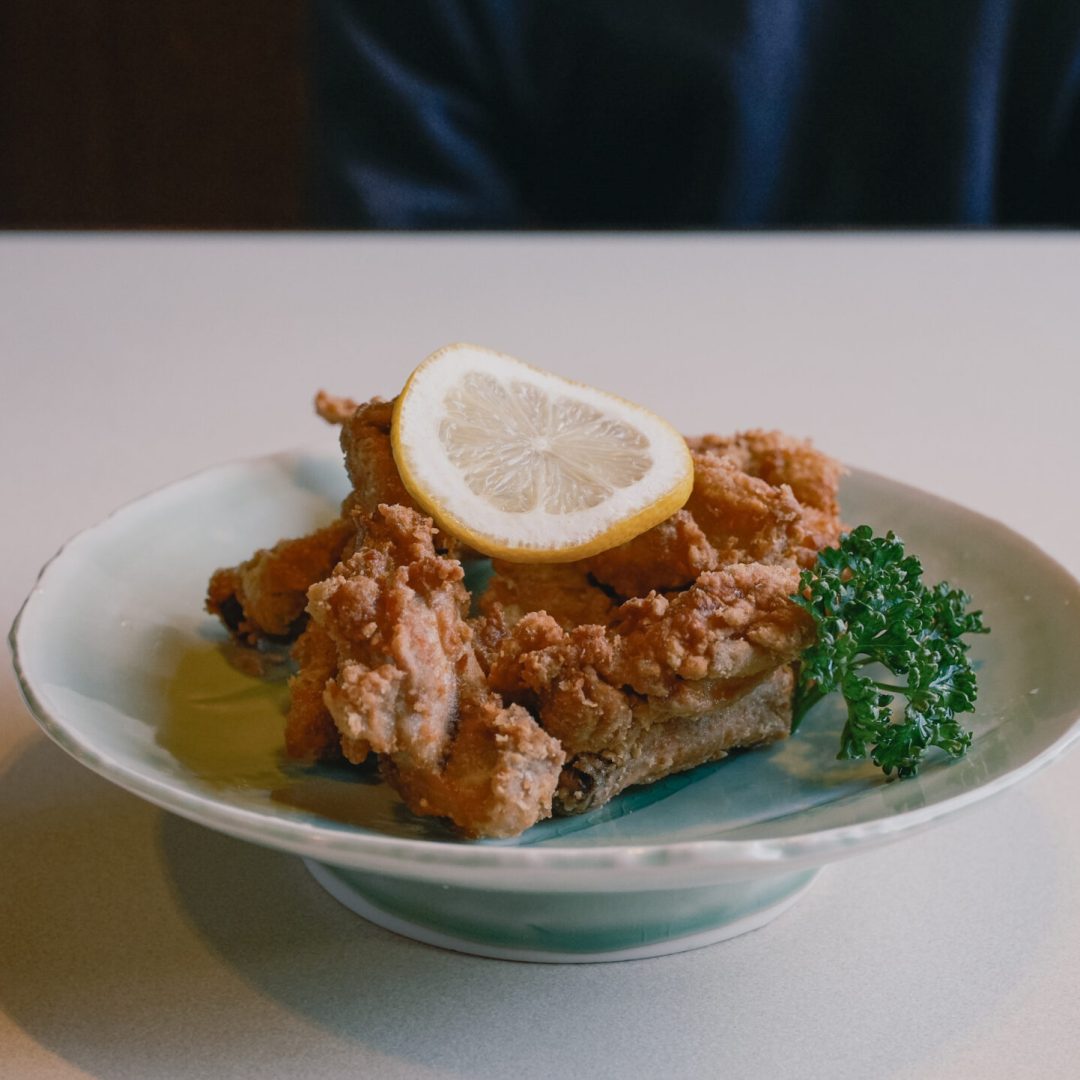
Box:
[391,343,694,563]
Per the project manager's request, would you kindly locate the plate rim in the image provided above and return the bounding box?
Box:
[10,448,1080,882]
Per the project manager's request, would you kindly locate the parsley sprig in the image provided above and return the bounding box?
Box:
[792,526,989,778]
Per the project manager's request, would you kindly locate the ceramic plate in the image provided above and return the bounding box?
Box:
[11,450,1080,930]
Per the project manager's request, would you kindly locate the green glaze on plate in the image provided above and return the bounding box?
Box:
[10,449,1080,959]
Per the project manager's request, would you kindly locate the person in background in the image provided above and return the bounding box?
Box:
[309,0,1080,229]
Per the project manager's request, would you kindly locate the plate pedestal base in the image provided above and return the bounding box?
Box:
[304,859,819,963]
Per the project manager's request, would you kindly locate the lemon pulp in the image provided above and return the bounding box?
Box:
[391,344,693,562]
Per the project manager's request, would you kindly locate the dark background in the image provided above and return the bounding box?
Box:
[5,2,1077,231]
[0,2,306,229]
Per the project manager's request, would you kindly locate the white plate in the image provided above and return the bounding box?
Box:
[11,450,1080,960]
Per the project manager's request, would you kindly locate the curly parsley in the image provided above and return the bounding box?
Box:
[792,525,989,778]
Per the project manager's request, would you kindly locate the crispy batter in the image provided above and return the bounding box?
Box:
[316,392,417,515]
[317,391,474,560]
[207,396,843,838]
[205,391,411,649]
[683,451,804,566]
[555,666,794,813]
[383,686,567,840]
[584,508,718,597]
[305,504,564,838]
[285,622,342,761]
[688,429,842,514]
[308,505,472,768]
[478,559,616,630]
[689,429,844,563]
[313,390,361,425]
[205,517,355,646]
[204,392,412,647]
[484,565,810,812]
[585,434,841,597]
[492,563,811,732]
[469,602,512,678]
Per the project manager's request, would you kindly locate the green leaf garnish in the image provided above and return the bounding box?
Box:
[792,525,989,778]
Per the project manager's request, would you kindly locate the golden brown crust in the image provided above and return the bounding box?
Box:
[205,517,355,646]
[320,392,474,561]
[206,396,843,838]
[584,433,842,599]
[585,508,718,597]
[688,429,844,565]
[478,559,617,630]
[555,667,794,814]
[685,451,805,566]
[304,504,564,838]
[488,563,812,759]
[688,429,843,515]
[383,688,566,840]
[323,395,418,515]
[314,390,362,426]
[285,623,343,762]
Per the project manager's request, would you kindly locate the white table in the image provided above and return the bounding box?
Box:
[3,234,1079,1080]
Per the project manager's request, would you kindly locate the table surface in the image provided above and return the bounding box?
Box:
[3,234,1079,1080]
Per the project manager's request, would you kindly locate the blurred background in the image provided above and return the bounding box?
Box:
[1,1,306,229]
[3,0,1078,230]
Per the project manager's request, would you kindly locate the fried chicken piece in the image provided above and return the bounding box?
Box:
[477,559,616,630]
[383,684,568,839]
[285,622,342,761]
[205,517,355,646]
[555,666,793,813]
[689,429,844,562]
[488,563,811,812]
[315,391,416,514]
[207,392,455,651]
[684,451,805,566]
[208,397,840,837]
[688,429,841,514]
[303,504,564,837]
[307,505,471,767]
[497,562,810,713]
[203,392,397,648]
[586,434,841,598]
[486,611,631,757]
[316,390,475,560]
[482,447,814,622]
[584,508,718,597]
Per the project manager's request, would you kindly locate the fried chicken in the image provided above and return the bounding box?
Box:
[315,392,416,516]
[285,622,341,761]
[583,508,718,597]
[480,435,837,610]
[476,435,834,625]
[205,517,355,646]
[583,434,842,597]
[208,393,472,649]
[204,391,400,647]
[304,504,564,838]
[484,563,812,809]
[206,393,843,839]
[308,505,473,769]
[477,559,616,630]
[316,390,475,560]
[502,562,812,702]
[555,666,795,813]
[689,429,844,564]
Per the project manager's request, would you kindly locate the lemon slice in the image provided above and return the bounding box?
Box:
[390,343,693,562]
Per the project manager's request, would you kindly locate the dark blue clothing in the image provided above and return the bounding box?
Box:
[310,0,1080,228]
